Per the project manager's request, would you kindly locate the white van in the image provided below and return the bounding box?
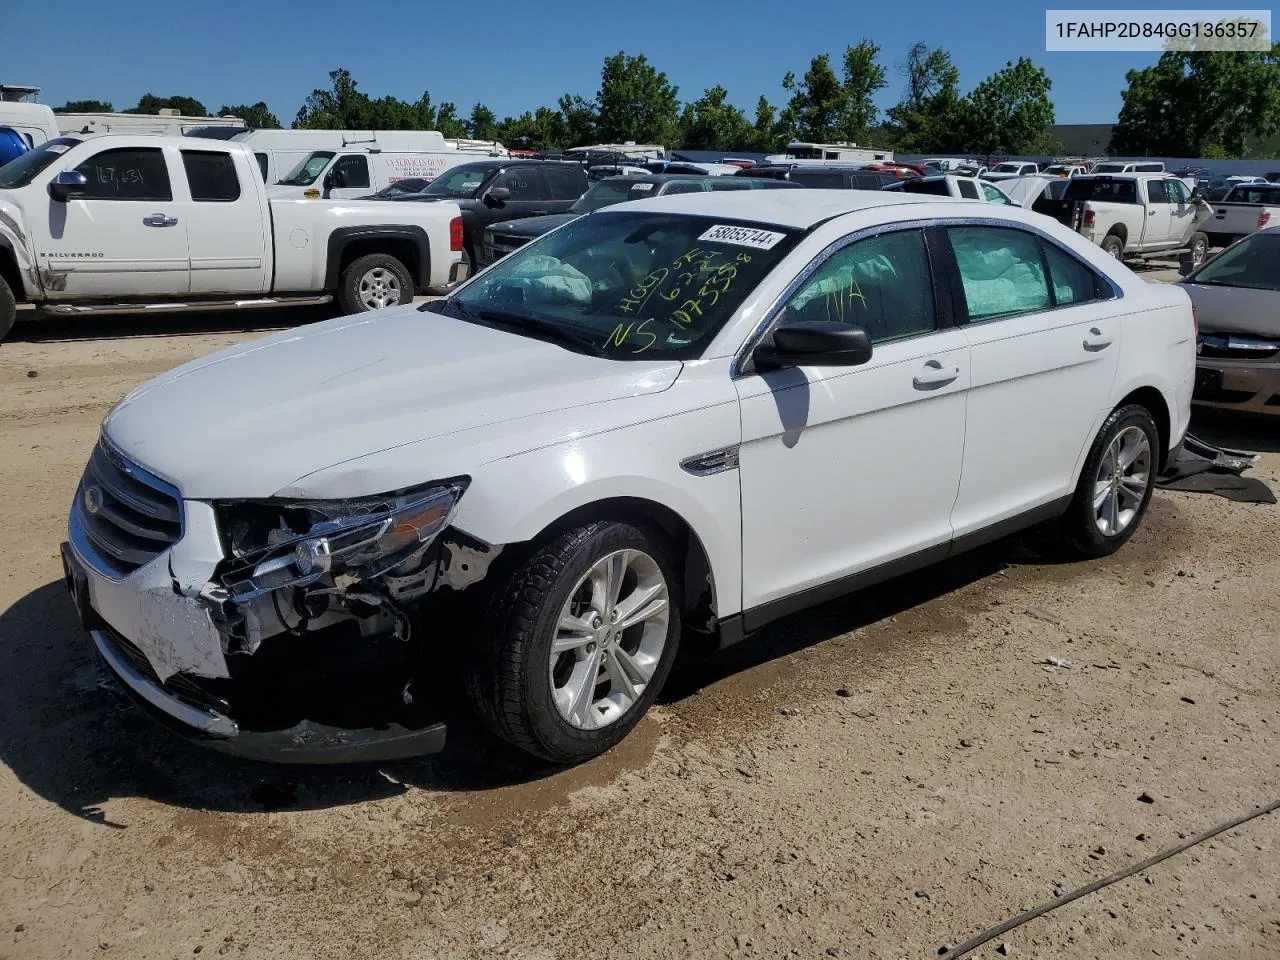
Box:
[0,100,58,148]
[234,129,505,189]
[1091,160,1165,174]
[54,110,245,138]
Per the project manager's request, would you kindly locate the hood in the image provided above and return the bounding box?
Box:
[103,308,682,500]
[1183,282,1280,339]
[489,213,578,238]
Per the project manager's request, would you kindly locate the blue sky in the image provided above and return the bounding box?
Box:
[4,0,1183,127]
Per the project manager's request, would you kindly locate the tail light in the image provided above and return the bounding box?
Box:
[1259,210,1271,229]
[1083,208,1096,228]
[449,216,463,253]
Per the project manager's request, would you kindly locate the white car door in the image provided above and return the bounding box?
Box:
[1163,178,1200,244]
[735,227,969,615]
[947,225,1121,539]
[1142,179,1175,248]
[37,143,189,297]
[324,153,373,199]
[178,148,270,294]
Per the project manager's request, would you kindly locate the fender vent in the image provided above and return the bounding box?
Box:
[680,446,740,477]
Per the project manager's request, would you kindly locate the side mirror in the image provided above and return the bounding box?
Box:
[752,320,873,372]
[49,170,88,202]
[485,186,511,207]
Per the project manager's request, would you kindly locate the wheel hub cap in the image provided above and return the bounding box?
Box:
[548,548,670,731]
[1093,425,1152,537]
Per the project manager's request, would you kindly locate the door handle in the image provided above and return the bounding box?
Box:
[913,360,960,389]
[1083,327,1113,351]
[142,214,179,227]
[1148,210,1157,216]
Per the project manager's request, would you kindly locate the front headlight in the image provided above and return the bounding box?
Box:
[217,480,468,601]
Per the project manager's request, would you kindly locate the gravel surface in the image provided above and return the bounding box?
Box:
[1,299,1277,960]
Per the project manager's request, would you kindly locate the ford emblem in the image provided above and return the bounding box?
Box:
[83,485,103,515]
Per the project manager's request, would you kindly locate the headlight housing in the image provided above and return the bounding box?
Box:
[216,479,468,601]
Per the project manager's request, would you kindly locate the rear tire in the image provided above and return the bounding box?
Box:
[1188,232,1208,267]
[1100,234,1125,260]
[468,521,682,764]
[0,276,15,343]
[1054,404,1160,559]
[337,253,414,314]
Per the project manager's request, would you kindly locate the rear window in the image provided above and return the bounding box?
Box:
[182,150,241,201]
[958,179,980,199]
[900,179,952,197]
[1227,185,1280,204]
[793,171,846,189]
[1064,178,1137,203]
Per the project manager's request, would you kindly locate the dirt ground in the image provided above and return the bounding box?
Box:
[2,295,1278,960]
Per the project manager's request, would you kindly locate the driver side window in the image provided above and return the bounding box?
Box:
[781,229,936,345]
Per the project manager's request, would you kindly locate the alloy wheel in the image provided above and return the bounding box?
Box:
[1093,425,1152,537]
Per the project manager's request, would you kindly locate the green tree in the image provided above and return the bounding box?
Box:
[558,93,599,147]
[434,102,468,138]
[1110,47,1280,157]
[218,102,280,128]
[748,96,783,152]
[678,85,752,150]
[595,52,681,146]
[836,40,887,143]
[885,43,965,152]
[960,57,1055,156]
[128,93,207,116]
[497,106,569,150]
[468,103,499,140]
[56,99,113,113]
[294,69,443,130]
[780,54,844,142]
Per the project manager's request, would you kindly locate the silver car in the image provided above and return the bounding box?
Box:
[1180,228,1280,416]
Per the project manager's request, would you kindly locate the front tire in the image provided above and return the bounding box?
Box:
[1188,231,1208,267]
[338,253,414,314]
[1055,404,1159,558]
[469,521,682,764]
[0,275,16,343]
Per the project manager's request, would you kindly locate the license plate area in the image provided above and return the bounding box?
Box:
[61,543,105,632]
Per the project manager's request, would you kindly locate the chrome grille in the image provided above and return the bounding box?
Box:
[73,441,182,577]
[490,234,531,258]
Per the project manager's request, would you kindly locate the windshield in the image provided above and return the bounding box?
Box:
[992,163,1022,173]
[437,211,801,360]
[1186,231,1280,291]
[0,137,82,188]
[278,151,335,186]
[420,164,496,198]
[570,178,648,213]
[376,178,429,197]
[1092,163,1127,174]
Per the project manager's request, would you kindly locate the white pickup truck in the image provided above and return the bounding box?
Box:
[0,135,467,340]
[1202,181,1280,248]
[1038,173,1213,266]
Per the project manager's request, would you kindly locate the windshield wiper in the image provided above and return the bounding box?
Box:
[433,299,606,357]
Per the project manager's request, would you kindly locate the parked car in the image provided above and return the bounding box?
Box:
[364,177,433,198]
[1042,164,1089,178]
[984,161,1040,181]
[0,135,465,340]
[1266,171,1280,183]
[1092,161,1165,174]
[1202,182,1280,247]
[882,174,1014,204]
[587,164,651,180]
[1179,227,1280,416]
[60,190,1193,766]
[392,158,589,274]
[0,125,30,166]
[479,174,801,267]
[736,164,901,189]
[1038,173,1212,266]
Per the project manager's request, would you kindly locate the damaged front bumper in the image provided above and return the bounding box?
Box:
[63,538,450,764]
[59,441,491,764]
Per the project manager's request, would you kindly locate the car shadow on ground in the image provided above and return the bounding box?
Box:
[1190,408,1280,455]
[1,539,1020,824]
[8,305,334,344]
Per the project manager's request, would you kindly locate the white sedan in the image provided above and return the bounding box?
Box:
[62,190,1196,765]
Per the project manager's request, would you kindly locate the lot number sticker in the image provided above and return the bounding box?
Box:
[698,224,786,250]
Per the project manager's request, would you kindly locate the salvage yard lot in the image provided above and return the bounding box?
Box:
[1,295,1278,960]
